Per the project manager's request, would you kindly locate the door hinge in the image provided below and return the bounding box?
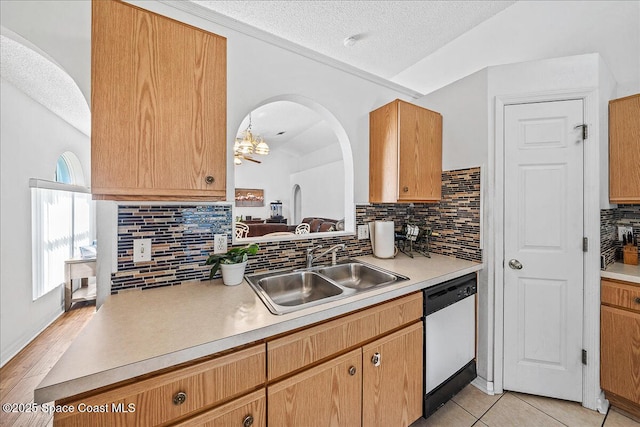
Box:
[583,237,588,252]
[582,349,587,365]
[575,124,588,140]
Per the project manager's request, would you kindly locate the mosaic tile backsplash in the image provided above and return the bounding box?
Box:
[600,205,640,268]
[111,167,482,293]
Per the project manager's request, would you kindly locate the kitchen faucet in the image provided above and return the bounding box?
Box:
[306,244,346,268]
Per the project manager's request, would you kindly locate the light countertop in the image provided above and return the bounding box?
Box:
[601,262,640,284]
[35,253,481,404]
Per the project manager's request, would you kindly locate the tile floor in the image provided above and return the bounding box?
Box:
[411,384,640,427]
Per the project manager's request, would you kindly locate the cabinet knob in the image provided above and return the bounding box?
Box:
[635,297,640,304]
[205,176,215,184]
[243,414,254,427]
[348,366,357,376]
[173,391,187,406]
[403,186,409,193]
[371,352,381,367]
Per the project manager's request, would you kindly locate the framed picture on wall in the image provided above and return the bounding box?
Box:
[235,188,264,207]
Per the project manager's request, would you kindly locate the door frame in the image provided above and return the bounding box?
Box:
[492,88,605,412]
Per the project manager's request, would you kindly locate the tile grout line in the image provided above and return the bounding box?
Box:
[455,389,508,425]
[509,392,570,427]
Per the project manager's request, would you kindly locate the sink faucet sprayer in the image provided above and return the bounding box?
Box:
[306,244,346,268]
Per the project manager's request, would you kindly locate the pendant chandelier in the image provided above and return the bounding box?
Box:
[234,113,269,165]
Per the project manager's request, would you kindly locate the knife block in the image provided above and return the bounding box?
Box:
[623,245,639,266]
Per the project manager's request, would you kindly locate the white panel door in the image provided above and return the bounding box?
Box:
[503,100,584,402]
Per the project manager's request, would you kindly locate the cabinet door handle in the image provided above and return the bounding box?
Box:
[243,414,254,427]
[371,352,381,367]
[403,186,409,193]
[348,366,357,376]
[173,391,187,405]
[635,297,640,304]
[205,176,215,184]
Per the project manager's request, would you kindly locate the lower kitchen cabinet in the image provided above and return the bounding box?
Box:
[52,344,266,427]
[600,278,640,417]
[268,349,363,427]
[363,322,423,427]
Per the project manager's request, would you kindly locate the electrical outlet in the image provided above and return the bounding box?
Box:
[357,224,369,240]
[214,234,227,254]
[133,239,152,263]
[618,226,633,241]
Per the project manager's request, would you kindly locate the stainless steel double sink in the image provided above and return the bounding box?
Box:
[245,260,409,315]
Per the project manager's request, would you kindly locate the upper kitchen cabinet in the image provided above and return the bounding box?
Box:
[91,0,227,200]
[609,93,640,204]
[369,99,442,203]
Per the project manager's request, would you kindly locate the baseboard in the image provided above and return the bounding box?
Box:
[0,305,64,368]
[471,376,496,395]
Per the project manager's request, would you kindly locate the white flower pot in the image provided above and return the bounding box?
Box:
[220,261,247,286]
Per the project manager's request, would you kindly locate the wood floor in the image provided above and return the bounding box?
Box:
[0,302,95,427]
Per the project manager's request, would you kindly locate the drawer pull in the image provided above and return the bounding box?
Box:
[243,414,254,427]
[371,352,381,367]
[348,366,357,376]
[173,391,187,406]
[403,186,409,193]
[205,176,215,184]
[635,297,640,304]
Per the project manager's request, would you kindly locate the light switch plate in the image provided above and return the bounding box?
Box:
[618,226,633,241]
[214,234,228,254]
[133,239,152,263]
[357,224,369,240]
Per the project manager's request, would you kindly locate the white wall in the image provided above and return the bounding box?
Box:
[290,160,345,221]
[0,80,91,366]
[417,54,614,409]
[234,150,294,221]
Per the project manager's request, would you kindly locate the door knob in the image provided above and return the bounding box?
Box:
[508,259,523,270]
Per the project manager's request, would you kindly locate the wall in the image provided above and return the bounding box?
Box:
[110,168,481,292]
[290,160,345,221]
[234,149,294,221]
[417,54,612,406]
[0,80,90,365]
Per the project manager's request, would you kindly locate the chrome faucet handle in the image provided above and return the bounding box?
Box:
[307,245,323,253]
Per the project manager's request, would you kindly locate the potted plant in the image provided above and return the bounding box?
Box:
[206,243,259,286]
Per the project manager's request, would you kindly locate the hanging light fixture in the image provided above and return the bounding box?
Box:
[234,113,269,165]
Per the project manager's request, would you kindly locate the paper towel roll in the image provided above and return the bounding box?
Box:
[373,221,395,258]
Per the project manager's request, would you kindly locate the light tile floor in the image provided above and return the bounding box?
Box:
[411,384,640,427]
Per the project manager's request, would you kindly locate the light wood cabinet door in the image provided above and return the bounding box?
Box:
[268,349,362,427]
[609,93,640,204]
[362,322,423,427]
[172,389,265,427]
[600,305,640,407]
[369,99,442,203]
[267,292,423,381]
[92,0,226,200]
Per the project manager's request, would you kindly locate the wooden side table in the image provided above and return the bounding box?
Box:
[64,258,97,311]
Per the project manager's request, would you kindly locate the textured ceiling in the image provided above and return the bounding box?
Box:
[0,27,90,136]
[193,0,515,79]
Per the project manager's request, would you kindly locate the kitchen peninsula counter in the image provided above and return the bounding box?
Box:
[35,253,482,404]
[602,262,640,284]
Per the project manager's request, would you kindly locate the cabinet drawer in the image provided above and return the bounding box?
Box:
[172,389,265,427]
[601,279,640,312]
[54,344,265,427]
[267,292,422,381]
